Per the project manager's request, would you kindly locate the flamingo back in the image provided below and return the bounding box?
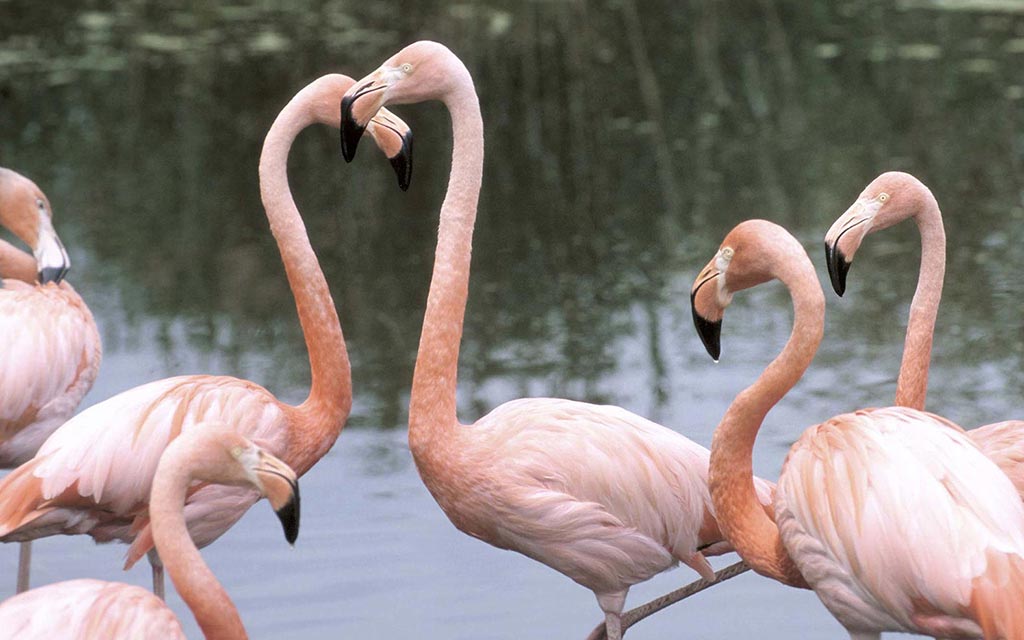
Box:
[969,420,1024,500]
[0,282,100,467]
[776,406,1024,637]
[0,578,185,640]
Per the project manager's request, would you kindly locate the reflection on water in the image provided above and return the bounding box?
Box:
[1,1,1023,637]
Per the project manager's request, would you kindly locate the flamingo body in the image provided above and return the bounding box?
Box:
[0,376,285,558]
[777,407,1024,638]
[0,579,185,640]
[0,280,100,467]
[433,398,773,602]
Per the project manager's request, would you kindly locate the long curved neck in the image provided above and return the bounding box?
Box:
[407,79,484,460]
[0,238,36,283]
[258,92,351,471]
[708,263,823,589]
[151,462,245,639]
[894,197,945,410]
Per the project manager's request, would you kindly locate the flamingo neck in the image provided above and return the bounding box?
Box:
[708,259,822,589]
[150,458,246,639]
[0,238,36,283]
[894,196,944,410]
[258,89,351,472]
[407,76,483,462]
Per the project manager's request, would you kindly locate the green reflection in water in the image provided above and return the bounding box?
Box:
[1,0,1022,429]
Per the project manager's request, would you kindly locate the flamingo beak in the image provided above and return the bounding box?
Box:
[823,201,873,297]
[35,217,70,285]
[367,109,413,191]
[255,451,300,545]
[690,260,725,361]
[341,74,389,163]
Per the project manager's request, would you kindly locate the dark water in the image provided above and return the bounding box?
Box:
[1,1,1023,637]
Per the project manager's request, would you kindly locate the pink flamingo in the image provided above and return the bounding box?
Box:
[0,423,299,639]
[339,41,774,640]
[824,171,1024,494]
[0,74,411,597]
[692,219,1024,639]
[0,168,102,593]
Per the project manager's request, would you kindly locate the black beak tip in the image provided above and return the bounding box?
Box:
[38,266,66,285]
[340,96,366,163]
[824,242,850,297]
[390,131,413,192]
[274,483,301,545]
[690,293,722,361]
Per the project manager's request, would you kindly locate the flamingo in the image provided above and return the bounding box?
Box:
[824,171,1024,495]
[339,41,774,640]
[0,423,299,639]
[0,168,102,593]
[0,74,411,597]
[691,219,1024,640]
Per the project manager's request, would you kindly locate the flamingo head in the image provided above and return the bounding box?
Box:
[298,74,413,191]
[341,41,467,163]
[824,171,933,296]
[174,425,301,545]
[0,167,70,285]
[691,220,811,361]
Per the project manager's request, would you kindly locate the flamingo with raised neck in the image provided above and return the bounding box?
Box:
[693,218,1024,639]
[824,171,1024,495]
[340,41,775,640]
[0,423,299,639]
[0,75,410,598]
[0,167,102,593]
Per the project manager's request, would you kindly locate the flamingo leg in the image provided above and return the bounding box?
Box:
[147,549,165,600]
[16,541,31,593]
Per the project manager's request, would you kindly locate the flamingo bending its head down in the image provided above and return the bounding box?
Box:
[340,41,775,640]
[0,74,410,597]
[0,168,102,593]
[692,218,1024,639]
[824,171,1024,496]
[0,423,299,639]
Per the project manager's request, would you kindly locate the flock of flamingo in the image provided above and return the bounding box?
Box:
[0,39,1022,640]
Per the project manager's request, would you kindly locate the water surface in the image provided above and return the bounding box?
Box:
[1,1,1023,637]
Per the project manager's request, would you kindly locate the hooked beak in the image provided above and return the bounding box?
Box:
[690,262,724,361]
[35,218,70,285]
[823,201,873,297]
[340,75,388,163]
[255,450,300,545]
[367,109,414,191]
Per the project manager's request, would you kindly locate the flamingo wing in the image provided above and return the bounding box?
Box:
[0,375,285,544]
[969,420,1024,499]
[776,407,1024,636]
[0,578,185,640]
[0,283,100,464]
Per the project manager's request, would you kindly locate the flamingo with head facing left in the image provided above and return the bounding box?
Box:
[692,218,1024,640]
[339,40,775,640]
[0,168,102,593]
[0,74,411,598]
[0,423,299,640]
[824,171,1024,496]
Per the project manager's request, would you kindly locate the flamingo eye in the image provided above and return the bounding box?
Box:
[230,445,243,459]
[878,193,889,203]
[721,247,734,261]
[400,63,412,73]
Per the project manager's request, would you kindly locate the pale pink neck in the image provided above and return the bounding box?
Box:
[150,457,245,639]
[259,88,351,471]
[0,238,35,283]
[407,73,483,460]
[894,195,945,410]
[708,256,822,589]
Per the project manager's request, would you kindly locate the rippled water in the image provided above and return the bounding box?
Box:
[2,1,1023,637]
